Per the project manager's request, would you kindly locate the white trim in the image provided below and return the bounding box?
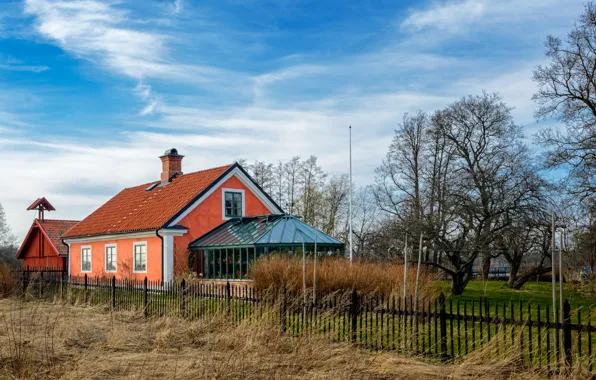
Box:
[162,235,174,282]
[64,231,156,244]
[104,243,117,273]
[158,228,188,237]
[222,188,245,220]
[133,241,148,274]
[81,245,92,273]
[168,167,282,226]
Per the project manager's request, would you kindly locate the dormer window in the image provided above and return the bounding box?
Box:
[223,189,244,219]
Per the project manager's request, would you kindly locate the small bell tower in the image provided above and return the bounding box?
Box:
[27,197,56,221]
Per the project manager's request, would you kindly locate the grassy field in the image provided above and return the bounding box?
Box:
[0,297,588,380]
[442,281,596,309]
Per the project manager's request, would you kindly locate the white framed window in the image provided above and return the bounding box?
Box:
[105,244,117,273]
[133,242,147,273]
[81,246,92,273]
[222,188,245,219]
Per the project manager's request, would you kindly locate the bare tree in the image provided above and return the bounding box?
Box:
[284,156,301,214]
[0,202,18,267]
[373,111,427,228]
[533,2,596,198]
[320,174,349,236]
[299,155,326,225]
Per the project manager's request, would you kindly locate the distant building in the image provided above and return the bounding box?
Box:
[17,198,79,270]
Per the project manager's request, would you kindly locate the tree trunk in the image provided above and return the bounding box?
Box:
[510,266,552,289]
[481,254,491,281]
[507,259,522,288]
[451,266,473,295]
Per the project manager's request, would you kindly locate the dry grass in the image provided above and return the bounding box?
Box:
[0,297,592,379]
[0,263,19,298]
[248,256,441,299]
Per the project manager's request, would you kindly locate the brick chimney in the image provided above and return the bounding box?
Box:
[160,148,184,183]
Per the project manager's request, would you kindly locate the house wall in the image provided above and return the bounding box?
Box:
[173,175,272,276]
[20,227,65,269]
[69,235,162,281]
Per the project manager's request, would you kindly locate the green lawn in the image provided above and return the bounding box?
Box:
[441,281,594,308]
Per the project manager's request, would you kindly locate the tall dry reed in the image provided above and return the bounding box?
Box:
[248,256,441,299]
[0,262,19,298]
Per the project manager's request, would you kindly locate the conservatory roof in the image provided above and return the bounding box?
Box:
[189,214,344,249]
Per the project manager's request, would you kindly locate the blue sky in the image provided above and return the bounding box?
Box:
[0,0,586,240]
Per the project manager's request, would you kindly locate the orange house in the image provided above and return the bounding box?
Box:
[17,198,79,270]
[61,149,283,282]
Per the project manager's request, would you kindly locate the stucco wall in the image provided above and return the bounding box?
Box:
[69,235,162,280]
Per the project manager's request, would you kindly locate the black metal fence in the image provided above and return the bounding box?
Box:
[20,269,596,373]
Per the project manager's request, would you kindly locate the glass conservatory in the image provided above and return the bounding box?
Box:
[188,214,344,280]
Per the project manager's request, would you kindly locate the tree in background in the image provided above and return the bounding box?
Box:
[0,202,18,267]
[533,1,596,199]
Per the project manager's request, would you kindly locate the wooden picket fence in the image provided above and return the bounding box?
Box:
[20,269,596,374]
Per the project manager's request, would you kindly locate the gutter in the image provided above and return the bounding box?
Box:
[155,228,164,284]
[60,238,69,276]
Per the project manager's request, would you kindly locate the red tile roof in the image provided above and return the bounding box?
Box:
[62,165,232,238]
[38,219,80,256]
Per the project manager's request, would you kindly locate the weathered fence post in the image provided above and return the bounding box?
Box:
[439,293,448,361]
[111,276,116,309]
[84,274,88,305]
[280,284,287,333]
[562,299,572,368]
[350,288,358,344]
[226,280,231,317]
[180,279,187,318]
[143,277,148,317]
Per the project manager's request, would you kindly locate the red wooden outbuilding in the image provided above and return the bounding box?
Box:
[16,198,79,270]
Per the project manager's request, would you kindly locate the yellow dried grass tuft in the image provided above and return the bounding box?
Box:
[248,256,442,299]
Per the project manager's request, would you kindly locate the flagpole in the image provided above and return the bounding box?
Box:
[551,212,558,359]
[349,126,353,264]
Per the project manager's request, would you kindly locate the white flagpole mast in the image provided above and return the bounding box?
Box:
[349,125,353,264]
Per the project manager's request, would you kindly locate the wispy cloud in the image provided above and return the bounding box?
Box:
[401,0,484,33]
[173,0,183,14]
[401,0,582,34]
[134,81,161,116]
[0,55,48,72]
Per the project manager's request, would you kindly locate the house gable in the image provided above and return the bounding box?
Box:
[17,219,78,269]
[165,164,283,227]
[171,173,276,274]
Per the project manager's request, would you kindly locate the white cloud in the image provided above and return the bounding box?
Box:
[173,0,183,14]
[134,81,162,116]
[401,0,484,33]
[24,0,165,79]
[401,0,582,34]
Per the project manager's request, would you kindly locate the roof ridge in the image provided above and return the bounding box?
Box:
[39,219,80,222]
[124,163,234,190]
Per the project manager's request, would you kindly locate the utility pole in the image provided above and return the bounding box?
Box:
[559,227,564,326]
[349,126,353,264]
[414,232,424,311]
[313,231,318,305]
[551,212,558,358]
[403,234,408,301]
